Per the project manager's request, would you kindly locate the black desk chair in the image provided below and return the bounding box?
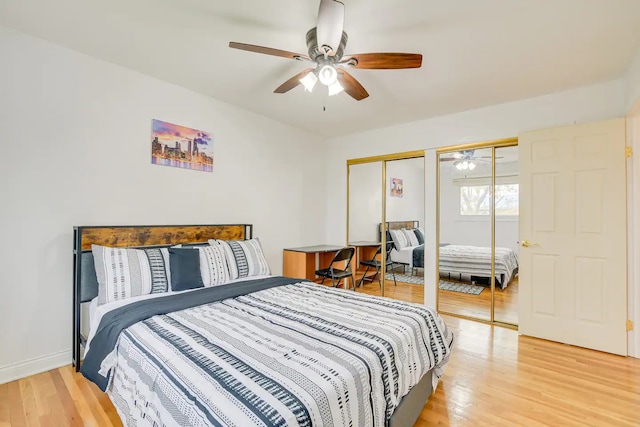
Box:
[315,247,356,290]
[357,242,397,288]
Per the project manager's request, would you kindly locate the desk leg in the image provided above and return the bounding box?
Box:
[284,250,316,281]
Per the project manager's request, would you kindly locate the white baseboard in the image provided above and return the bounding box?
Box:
[0,350,70,384]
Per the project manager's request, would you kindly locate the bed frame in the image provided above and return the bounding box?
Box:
[72,223,252,372]
[378,220,420,242]
[72,223,434,427]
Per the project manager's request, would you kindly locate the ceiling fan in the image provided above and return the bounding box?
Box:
[440,150,502,171]
[228,0,422,101]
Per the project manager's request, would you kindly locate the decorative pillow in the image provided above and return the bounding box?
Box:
[403,229,420,247]
[92,244,171,306]
[388,229,409,250]
[199,244,232,286]
[168,248,205,291]
[414,227,425,245]
[209,238,270,279]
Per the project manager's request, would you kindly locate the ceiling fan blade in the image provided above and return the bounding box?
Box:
[316,0,344,56]
[229,42,310,61]
[274,68,314,94]
[336,69,369,100]
[439,158,456,162]
[342,53,422,69]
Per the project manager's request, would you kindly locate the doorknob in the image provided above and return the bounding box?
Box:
[519,239,536,248]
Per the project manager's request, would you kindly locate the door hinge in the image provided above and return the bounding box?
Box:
[627,320,634,331]
[626,146,633,158]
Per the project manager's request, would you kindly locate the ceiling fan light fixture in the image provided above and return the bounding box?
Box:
[328,80,344,96]
[318,65,338,85]
[300,72,318,92]
[468,161,476,170]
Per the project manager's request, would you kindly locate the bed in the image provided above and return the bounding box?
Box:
[379,221,519,289]
[73,224,454,427]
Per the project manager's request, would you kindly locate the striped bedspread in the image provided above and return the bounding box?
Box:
[100,281,453,427]
[439,245,519,288]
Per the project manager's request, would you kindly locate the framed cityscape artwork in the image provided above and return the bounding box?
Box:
[151,119,213,172]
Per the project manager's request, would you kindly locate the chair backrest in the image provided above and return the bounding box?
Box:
[385,241,394,257]
[330,247,355,270]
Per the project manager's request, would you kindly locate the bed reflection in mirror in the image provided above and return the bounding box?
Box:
[438,148,493,321]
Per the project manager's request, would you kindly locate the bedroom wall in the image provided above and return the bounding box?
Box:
[385,157,425,227]
[0,26,327,382]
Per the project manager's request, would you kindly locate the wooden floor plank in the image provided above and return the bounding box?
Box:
[5,283,640,427]
[49,369,83,426]
[0,383,10,427]
[7,381,27,427]
[18,379,40,427]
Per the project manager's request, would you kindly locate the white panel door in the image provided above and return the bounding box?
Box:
[519,118,627,355]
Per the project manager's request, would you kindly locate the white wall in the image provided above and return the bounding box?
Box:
[0,26,327,382]
[625,47,640,112]
[385,158,425,226]
[348,162,382,242]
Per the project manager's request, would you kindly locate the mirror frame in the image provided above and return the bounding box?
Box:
[347,150,425,297]
[435,137,518,328]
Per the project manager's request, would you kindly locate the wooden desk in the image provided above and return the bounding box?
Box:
[283,245,348,284]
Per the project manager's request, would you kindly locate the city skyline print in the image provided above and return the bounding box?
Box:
[151,119,213,172]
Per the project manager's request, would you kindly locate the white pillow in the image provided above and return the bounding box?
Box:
[92,244,171,305]
[199,244,232,287]
[388,229,409,250]
[209,238,271,279]
[402,229,420,247]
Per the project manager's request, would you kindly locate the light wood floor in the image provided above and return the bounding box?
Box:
[3,287,639,426]
[358,273,519,325]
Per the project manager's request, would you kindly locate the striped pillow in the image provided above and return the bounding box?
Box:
[402,229,420,247]
[389,229,409,250]
[209,239,270,279]
[92,244,171,306]
[199,244,232,286]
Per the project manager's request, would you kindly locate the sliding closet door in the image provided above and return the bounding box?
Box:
[348,162,383,293]
[384,157,425,302]
[494,146,519,325]
[437,148,492,321]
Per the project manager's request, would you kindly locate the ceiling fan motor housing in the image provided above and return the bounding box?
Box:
[306,27,348,62]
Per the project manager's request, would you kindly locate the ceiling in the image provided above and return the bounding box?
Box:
[1,0,640,137]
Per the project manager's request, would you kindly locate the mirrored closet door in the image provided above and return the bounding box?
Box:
[348,161,384,293]
[436,140,519,326]
[494,146,519,325]
[437,148,492,321]
[347,151,425,301]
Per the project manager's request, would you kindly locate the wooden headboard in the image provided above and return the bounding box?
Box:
[72,223,252,371]
[378,221,420,241]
